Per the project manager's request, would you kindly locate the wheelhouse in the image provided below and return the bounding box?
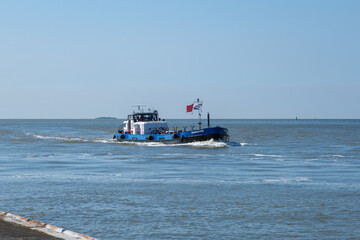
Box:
[128,110,159,122]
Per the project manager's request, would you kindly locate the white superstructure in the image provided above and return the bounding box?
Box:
[121,109,169,134]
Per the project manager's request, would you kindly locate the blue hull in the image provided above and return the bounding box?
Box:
[115,126,229,143]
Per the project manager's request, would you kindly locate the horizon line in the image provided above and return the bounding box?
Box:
[0,118,359,120]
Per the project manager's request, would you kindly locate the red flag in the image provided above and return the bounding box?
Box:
[186,104,193,113]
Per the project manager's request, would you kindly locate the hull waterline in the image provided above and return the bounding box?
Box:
[115,126,229,144]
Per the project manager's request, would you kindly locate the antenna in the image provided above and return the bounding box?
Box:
[131,104,147,112]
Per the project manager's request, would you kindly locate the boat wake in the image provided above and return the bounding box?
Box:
[31,133,114,144]
[30,133,230,148]
[118,139,228,148]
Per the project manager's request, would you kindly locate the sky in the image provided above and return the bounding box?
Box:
[0,0,359,119]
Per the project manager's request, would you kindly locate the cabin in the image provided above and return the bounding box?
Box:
[122,110,168,134]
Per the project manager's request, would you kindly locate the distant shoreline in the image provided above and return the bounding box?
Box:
[95,117,118,119]
[0,118,359,120]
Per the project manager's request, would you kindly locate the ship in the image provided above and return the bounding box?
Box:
[113,100,229,143]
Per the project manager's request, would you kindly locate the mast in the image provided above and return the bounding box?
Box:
[196,98,202,129]
[131,104,146,113]
[207,112,210,128]
[186,99,203,129]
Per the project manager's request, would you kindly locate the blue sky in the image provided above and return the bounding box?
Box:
[1,0,359,119]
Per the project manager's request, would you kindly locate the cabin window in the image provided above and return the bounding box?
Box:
[142,114,152,121]
[132,112,158,122]
[134,114,155,122]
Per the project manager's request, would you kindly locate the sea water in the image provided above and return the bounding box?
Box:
[0,119,359,239]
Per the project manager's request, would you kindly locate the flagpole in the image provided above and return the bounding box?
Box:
[197,98,202,129]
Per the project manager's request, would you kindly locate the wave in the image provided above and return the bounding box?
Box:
[226,141,244,146]
[263,177,310,183]
[183,139,228,148]
[31,134,115,144]
[253,154,283,158]
[34,134,86,142]
[118,139,228,148]
[226,141,256,146]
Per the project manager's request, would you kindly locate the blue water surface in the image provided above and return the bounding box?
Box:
[0,119,359,239]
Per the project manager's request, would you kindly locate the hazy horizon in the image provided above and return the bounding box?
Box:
[1,117,359,120]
